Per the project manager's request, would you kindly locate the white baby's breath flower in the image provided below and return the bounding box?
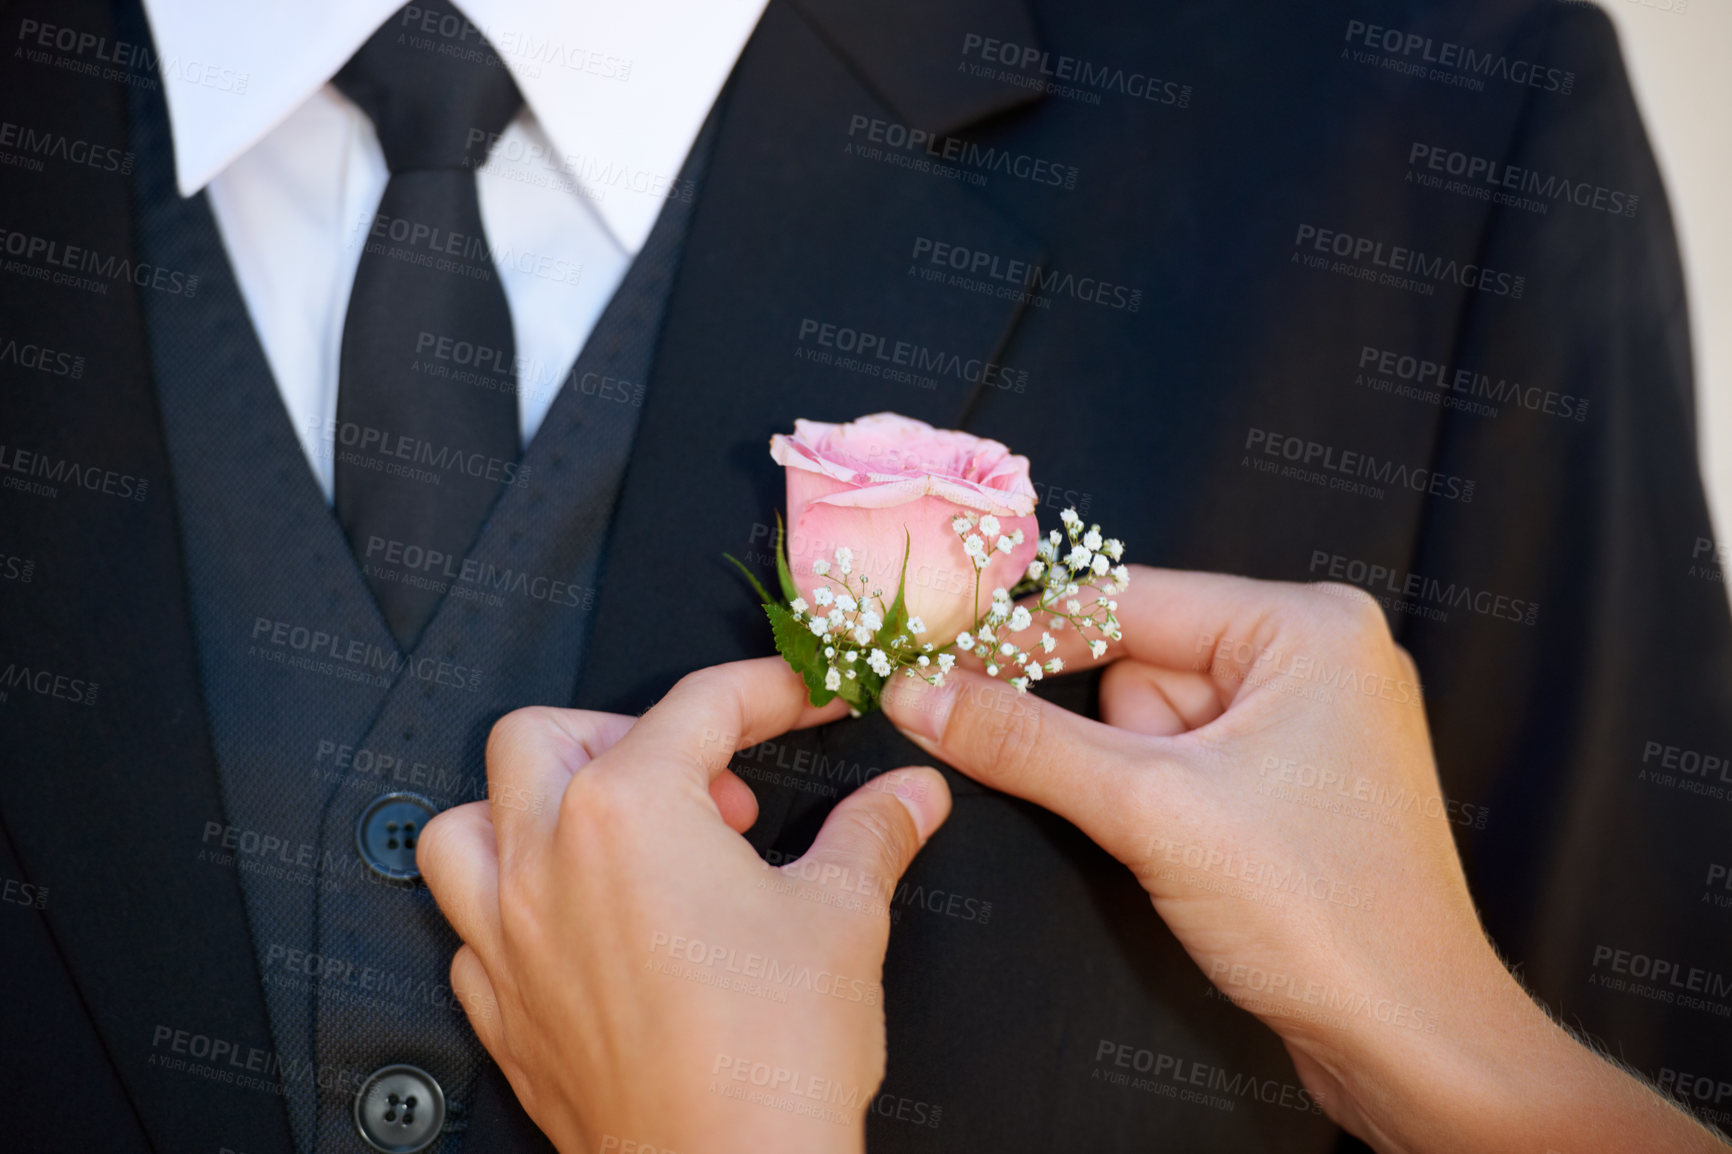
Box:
[1060,508,1081,528]
[824,645,835,657]
[1066,599,1083,614]
[907,616,927,634]
[952,513,976,535]
[810,617,829,636]
[1008,606,1033,633]
[824,667,841,691]
[987,602,1009,625]
[867,649,893,676]
[789,598,808,614]
[1065,546,1092,570]
[999,641,1015,656]
[827,610,845,629]
[1089,639,1108,659]
[835,546,853,574]
[985,663,999,676]
[1112,565,1130,586]
[1026,559,1046,580]
[814,587,834,607]
[979,514,1001,537]
[845,650,858,661]
[1045,658,1064,674]
[812,559,831,576]
[1048,529,1063,546]
[916,655,930,667]
[936,653,956,672]
[956,632,975,651]
[1040,632,1056,653]
[836,593,857,612]
[1083,528,1102,551]
[996,535,1014,553]
[1011,529,1025,545]
[963,534,986,559]
[1010,676,1029,692]
[852,626,873,646]
[1104,539,1124,562]
[860,610,883,632]
[1091,554,1110,577]
[1024,662,1043,681]
[992,586,1011,603]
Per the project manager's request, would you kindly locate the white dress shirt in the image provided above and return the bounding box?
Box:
[139,0,770,500]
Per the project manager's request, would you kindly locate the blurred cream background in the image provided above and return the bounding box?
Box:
[1603,0,1732,593]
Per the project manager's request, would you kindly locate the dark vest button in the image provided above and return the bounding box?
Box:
[355,1063,446,1153]
[355,792,438,880]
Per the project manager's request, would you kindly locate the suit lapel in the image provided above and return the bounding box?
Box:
[576,0,1046,715]
[0,0,292,1150]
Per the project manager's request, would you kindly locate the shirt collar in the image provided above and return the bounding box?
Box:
[138,0,769,252]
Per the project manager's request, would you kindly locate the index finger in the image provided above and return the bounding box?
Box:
[1012,566,1314,696]
[598,657,849,790]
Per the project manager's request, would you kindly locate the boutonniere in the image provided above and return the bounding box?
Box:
[727,412,1130,714]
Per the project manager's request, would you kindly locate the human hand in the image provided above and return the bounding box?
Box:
[881,568,1722,1153]
[419,658,951,1154]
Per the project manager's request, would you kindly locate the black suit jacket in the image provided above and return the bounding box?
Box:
[3,0,1728,1150]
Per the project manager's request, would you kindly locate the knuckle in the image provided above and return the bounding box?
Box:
[486,706,562,765]
[838,800,919,871]
[953,686,1047,779]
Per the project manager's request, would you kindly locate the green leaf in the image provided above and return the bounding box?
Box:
[773,511,801,605]
[721,553,775,607]
[874,530,912,650]
[765,601,836,707]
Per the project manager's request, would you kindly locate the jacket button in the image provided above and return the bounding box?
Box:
[355,792,437,880]
[354,1063,446,1153]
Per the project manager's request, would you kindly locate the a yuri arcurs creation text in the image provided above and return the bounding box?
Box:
[729,412,1130,714]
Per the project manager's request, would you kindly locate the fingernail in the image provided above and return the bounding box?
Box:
[879,767,948,841]
[882,670,955,743]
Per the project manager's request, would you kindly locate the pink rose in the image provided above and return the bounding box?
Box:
[769,413,1040,645]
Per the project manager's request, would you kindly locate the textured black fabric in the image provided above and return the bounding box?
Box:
[4,0,1730,1151]
[332,1,524,647]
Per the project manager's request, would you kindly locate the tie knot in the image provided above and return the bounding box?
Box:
[334,1,523,173]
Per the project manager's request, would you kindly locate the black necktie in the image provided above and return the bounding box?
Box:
[332,1,523,648]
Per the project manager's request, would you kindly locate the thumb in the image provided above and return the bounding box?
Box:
[882,667,1160,860]
[792,767,951,894]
